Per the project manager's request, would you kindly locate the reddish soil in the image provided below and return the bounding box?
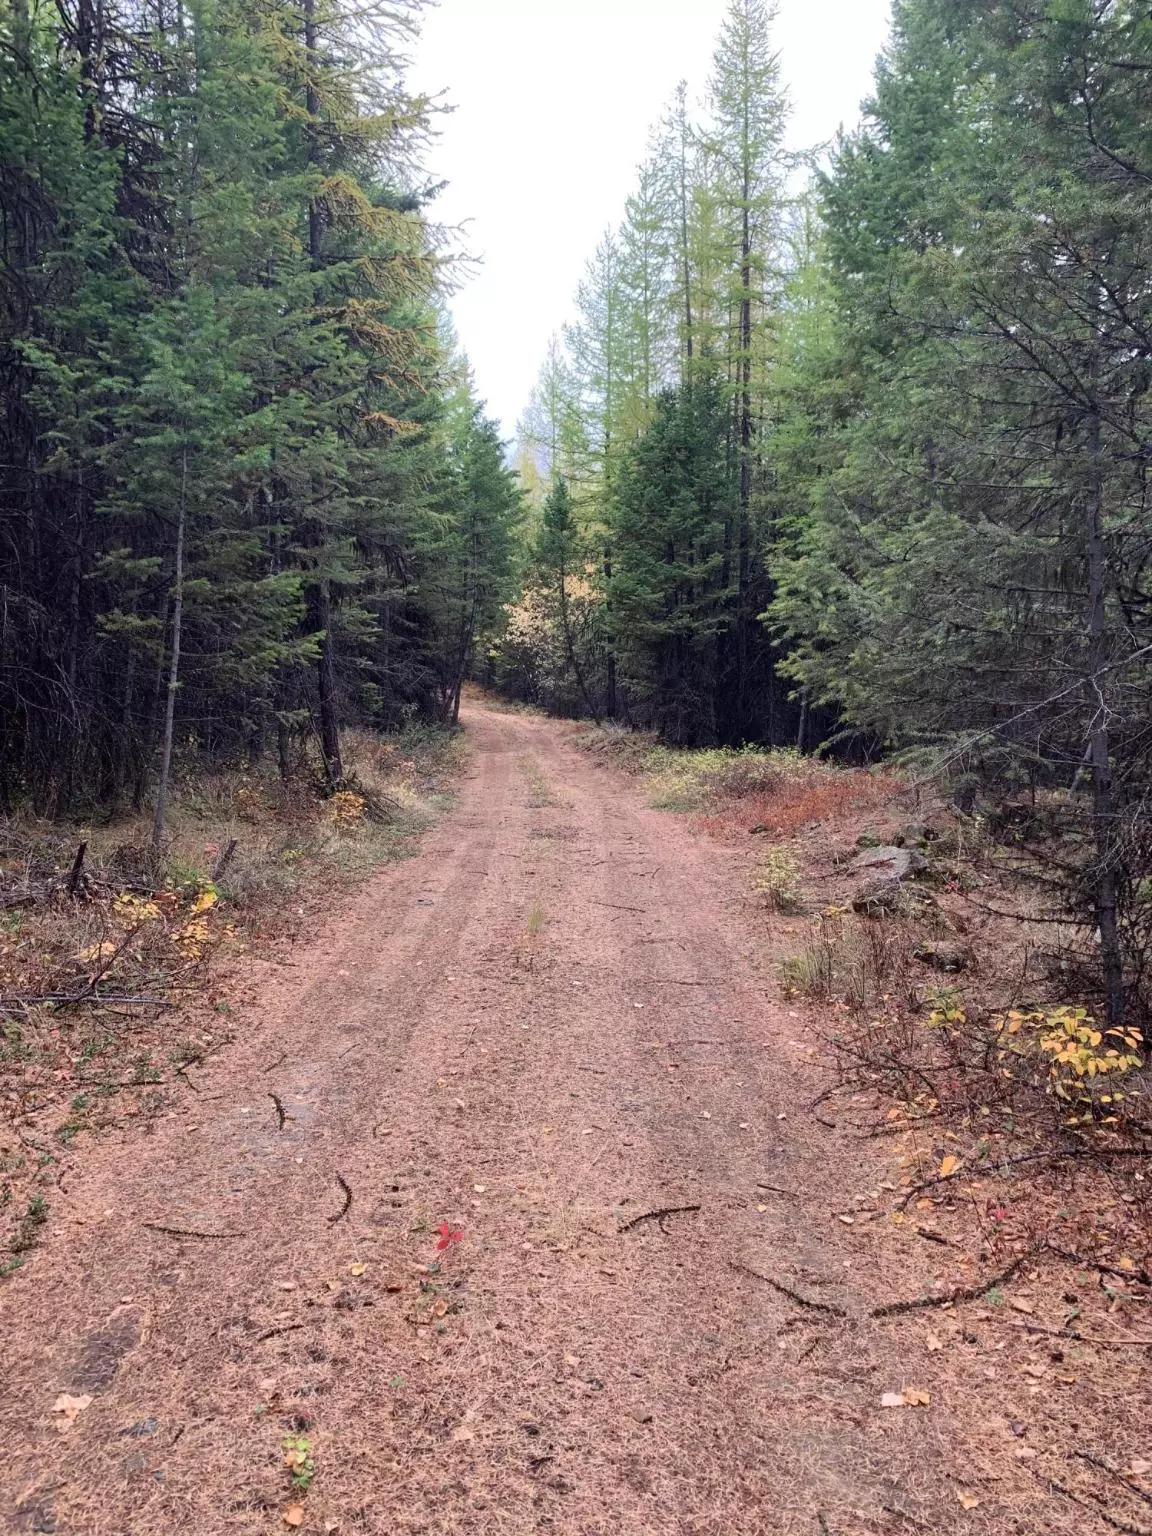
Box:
[2,702,1145,1535]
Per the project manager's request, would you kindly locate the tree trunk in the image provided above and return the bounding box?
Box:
[151,445,187,859]
[1085,406,1124,1027]
[557,563,601,725]
[315,578,343,786]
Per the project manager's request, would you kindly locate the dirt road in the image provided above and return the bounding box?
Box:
[3,703,1048,1535]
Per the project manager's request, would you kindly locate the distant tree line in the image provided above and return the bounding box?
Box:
[0,0,521,831]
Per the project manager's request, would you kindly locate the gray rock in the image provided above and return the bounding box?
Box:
[852,878,905,917]
[849,845,927,881]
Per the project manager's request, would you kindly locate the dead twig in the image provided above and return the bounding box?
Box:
[1047,1240,1152,1289]
[269,1093,286,1131]
[914,1225,952,1246]
[328,1173,352,1225]
[756,1182,799,1198]
[1039,1472,1152,1536]
[881,1503,932,1531]
[729,1259,848,1317]
[1072,1451,1152,1508]
[618,1203,701,1234]
[1005,1319,1152,1350]
[591,901,648,914]
[871,1250,1033,1317]
[262,1052,288,1074]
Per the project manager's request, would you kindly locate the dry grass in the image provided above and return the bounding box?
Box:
[573,726,892,838]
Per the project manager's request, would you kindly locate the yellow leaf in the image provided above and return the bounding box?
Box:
[939,1155,959,1178]
[903,1388,930,1406]
[925,1332,944,1352]
[349,1263,367,1277]
[957,1491,980,1510]
[284,1507,305,1529]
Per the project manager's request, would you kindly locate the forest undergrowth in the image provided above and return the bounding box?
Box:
[0,726,464,1275]
[578,726,1152,1325]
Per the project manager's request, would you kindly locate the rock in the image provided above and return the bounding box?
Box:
[849,845,926,881]
[912,942,971,973]
[852,878,905,917]
[853,879,941,920]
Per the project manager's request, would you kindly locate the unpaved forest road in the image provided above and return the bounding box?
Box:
[5,703,1035,1536]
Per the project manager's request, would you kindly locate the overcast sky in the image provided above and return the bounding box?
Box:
[412,0,894,439]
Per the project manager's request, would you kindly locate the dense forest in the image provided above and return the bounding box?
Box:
[501,0,1152,1026]
[3,0,1152,1021]
[0,0,522,836]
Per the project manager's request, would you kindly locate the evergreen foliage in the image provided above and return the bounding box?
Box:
[0,0,508,822]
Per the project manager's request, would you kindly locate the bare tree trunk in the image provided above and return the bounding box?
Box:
[1085,406,1124,1027]
[151,445,187,859]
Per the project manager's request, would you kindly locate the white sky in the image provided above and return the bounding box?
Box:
[413,0,894,439]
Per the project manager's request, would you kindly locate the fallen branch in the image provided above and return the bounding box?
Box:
[871,1250,1033,1317]
[729,1259,848,1317]
[328,1173,352,1225]
[143,1223,239,1240]
[1047,1240,1152,1289]
[618,1203,701,1234]
[0,993,172,1008]
[1005,1318,1152,1349]
[591,900,648,914]
[257,1322,306,1343]
[756,1182,799,1198]
[269,1093,286,1132]
[896,1148,1075,1210]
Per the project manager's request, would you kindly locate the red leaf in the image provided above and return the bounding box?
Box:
[436,1221,464,1252]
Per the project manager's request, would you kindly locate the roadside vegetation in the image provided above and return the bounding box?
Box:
[0,725,463,1274]
[582,725,1152,1348]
